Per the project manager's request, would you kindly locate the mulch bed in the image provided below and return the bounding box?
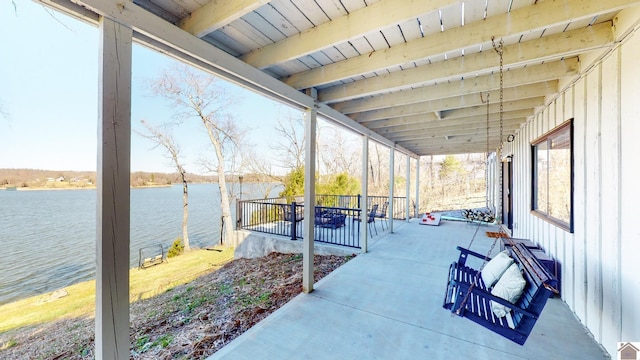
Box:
[0,252,354,359]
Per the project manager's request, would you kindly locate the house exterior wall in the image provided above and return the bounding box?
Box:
[506,27,640,357]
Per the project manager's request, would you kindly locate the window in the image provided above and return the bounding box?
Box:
[531,119,573,232]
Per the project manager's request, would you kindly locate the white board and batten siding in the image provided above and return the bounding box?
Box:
[507,25,640,357]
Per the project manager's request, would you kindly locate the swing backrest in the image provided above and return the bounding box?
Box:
[509,244,558,331]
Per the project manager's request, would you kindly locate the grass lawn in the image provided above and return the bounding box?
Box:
[0,247,234,334]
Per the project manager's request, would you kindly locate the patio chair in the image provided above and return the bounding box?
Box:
[374,201,389,230]
[352,204,378,236]
[314,208,346,229]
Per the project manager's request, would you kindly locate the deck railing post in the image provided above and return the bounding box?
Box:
[236,199,241,230]
[291,201,297,240]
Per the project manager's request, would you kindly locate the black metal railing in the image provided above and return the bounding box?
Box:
[368,195,407,220]
[236,194,409,249]
[236,198,292,237]
[316,194,359,209]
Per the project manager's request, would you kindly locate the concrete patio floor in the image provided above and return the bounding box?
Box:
[210,219,609,359]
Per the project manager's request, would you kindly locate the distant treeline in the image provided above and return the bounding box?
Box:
[0,169,281,188]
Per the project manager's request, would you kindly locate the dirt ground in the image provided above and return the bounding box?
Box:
[0,252,354,359]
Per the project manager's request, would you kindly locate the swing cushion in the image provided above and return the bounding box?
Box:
[490,263,527,317]
[481,250,514,287]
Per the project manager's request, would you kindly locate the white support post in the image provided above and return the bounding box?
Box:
[302,88,317,294]
[96,17,132,359]
[361,135,369,253]
[406,155,411,222]
[388,146,395,233]
[415,158,420,218]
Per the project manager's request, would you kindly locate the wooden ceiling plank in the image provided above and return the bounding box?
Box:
[310,22,611,98]
[335,80,557,114]
[362,31,392,53]
[240,0,459,69]
[363,107,533,130]
[289,0,332,25]
[439,2,462,32]
[179,0,270,38]
[253,4,300,38]
[238,12,288,43]
[396,136,515,148]
[398,19,423,43]
[380,121,525,139]
[485,0,512,18]
[372,111,529,133]
[364,113,526,131]
[386,127,522,143]
[349,86,550,121]
[380,24,406,48]
[320,57,578,103]
[284,0,632,89]
[400,135,514,146]
[315,0,349,19]
[268,0,315,31]
[439,96,545,120]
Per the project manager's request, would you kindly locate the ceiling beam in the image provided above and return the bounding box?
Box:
[283,0,624,89]
[240,0,460,69]
[316,22,613,101]
[398,136,512,149]
[383,124,523,142]
[364,115,526,131]
[406,143,506,156]
[400,134,516,146]
[321,57,577,104]
[439,97,545,120]
[334,80,557,115]
[353,94,546,123]
[179,0,269,38]
[374,114,529,135]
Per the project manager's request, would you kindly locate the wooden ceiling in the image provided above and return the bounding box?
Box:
[44,0,640,156]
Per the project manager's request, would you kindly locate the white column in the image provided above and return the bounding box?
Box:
[406,155,411,222]
[302,88,317,293]
[361,135,369,253]
[388,146,395,233]
[415,157,420,217]
[96,17,132,359]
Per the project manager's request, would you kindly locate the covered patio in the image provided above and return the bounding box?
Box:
[27,0,640,357]
[213,219,607,359]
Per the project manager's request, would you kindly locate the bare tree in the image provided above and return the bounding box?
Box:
[150,65,240,246]
[318,125,360,177]
[244,149,281,199]
[271,110,305,170]
[137,120,190,251]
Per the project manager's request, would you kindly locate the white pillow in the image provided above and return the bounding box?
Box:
[490,263,527,318]
[481,250,514,287]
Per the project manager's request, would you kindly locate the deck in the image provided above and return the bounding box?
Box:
[210,219,608,359]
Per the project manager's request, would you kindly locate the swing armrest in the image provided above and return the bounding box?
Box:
[456,281,538,319]
[456,246,493,266]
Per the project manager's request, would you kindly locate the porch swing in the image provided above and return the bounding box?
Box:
[441,38,559,345]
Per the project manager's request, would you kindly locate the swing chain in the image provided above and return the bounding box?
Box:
[453,37,508,317]
[453,235,500,316]
[483,91,490,209]
[463,214,483,250]
[491,36,504,222]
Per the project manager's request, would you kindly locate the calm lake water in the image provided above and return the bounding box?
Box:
[0,183,280,305]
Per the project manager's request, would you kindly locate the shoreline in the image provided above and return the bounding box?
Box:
[0,247,235,334]
[0,184,178,191]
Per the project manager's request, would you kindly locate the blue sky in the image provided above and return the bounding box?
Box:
[0,0,301,174]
